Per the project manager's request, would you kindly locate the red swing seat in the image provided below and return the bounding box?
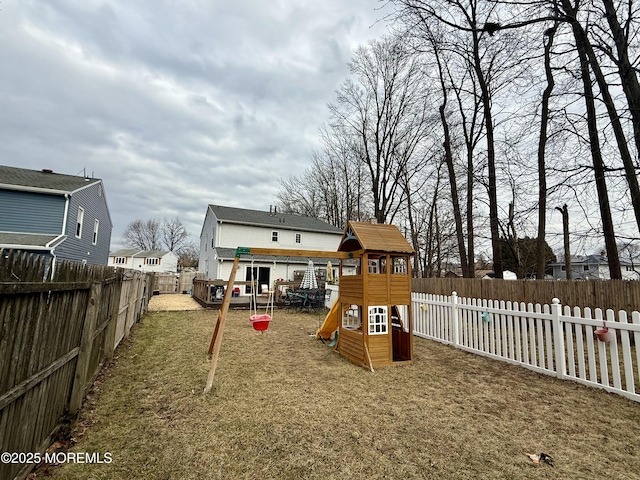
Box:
[250,313,272,331]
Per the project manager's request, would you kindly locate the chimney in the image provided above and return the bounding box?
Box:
[269,205,273,215]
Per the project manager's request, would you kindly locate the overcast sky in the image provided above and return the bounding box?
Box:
[0,0,392,250]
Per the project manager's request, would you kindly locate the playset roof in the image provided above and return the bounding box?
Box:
[338,221,414,254]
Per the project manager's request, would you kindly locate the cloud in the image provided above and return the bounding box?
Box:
[0,0,391,249]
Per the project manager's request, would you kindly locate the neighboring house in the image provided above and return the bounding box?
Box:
[0,165,113,268]
[108,249,179,273]
[198,205,352,290]
[550,253,640,280]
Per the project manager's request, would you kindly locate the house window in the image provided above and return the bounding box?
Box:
[584,265,590,271]
[342,304,362,330]
[115,257,126,264]
[272,231,279,242]
[368,306,388,335]
[146,258,160,265]
[92,220,99,245]
[295,233,302,244]
[76,207,84,238]
[561,265,566,271]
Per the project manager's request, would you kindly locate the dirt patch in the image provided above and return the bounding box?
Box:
[148,293,203,311]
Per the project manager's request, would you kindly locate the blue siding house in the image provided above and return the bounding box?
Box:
[0,165,113,266]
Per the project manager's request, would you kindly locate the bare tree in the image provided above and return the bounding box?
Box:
[162,217,189,252]
[329,35,436,224]
[123,219,162,251]
[124,217,189,253]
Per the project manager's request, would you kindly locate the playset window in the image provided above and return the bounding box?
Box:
[272,231,279,242]
[342,304,362,330]
[392,256,407,274]
[368,306,388,335]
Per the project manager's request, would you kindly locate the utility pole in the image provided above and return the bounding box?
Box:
[556,204,572,280]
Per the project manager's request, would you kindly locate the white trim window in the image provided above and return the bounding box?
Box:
[76,207,84,238]
[146,258,160,266]
[368,306,388,335]
[271,231,279,242]
[114,257,126,265]
[92,219,99,245]
[342,304,361,330]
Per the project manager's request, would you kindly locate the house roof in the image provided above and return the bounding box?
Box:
[214,247,346,265]
[110,249,173,257]
[549,255,633,266]
[0,232,66,249]
[0,165,101,194]
[208,205,342,234]
[338,221,414,254]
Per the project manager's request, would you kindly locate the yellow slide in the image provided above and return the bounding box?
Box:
[316,300,339,340]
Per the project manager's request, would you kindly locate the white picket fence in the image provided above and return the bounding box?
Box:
[412,291,640,403]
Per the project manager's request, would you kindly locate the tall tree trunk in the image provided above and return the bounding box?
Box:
[568,12,622,279]
[536,24,557,280]
[433,39,470,277]
[576,7,640,236]
[602,0,640,224]
[471,26,503,278]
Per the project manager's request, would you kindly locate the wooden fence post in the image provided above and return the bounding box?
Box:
[551,298,566,379]
[105,270,124,361]
[69,280,103,413]
[451,291,459,347]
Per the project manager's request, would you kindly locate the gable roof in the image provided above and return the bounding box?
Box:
[0,165,101,195]
[110,249,174,258]
[338,221,414,254]
[208,205,342,234]
[0,232,66,249]
[549,255,633,267]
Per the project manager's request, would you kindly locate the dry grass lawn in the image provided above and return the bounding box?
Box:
[41,308,640,479]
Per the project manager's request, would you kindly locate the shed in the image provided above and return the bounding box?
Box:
[336,221,415,368]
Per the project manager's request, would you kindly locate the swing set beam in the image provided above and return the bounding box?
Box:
[204,247,353,394]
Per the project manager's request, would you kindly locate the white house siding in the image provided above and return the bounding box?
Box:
[198,209,218,278]
[218,223,341,251]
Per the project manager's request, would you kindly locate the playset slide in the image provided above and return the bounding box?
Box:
[316,300,339,340]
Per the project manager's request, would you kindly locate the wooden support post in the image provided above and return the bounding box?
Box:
[69,280,102,413]
[204,256,240,393]
[208,311,223,355]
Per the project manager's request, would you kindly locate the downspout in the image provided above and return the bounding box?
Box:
[61,194,70,235]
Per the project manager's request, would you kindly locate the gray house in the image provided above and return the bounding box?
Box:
[550,253,639,280]
[0,165,113,267]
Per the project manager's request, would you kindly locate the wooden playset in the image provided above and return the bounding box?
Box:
[204,221,414,392]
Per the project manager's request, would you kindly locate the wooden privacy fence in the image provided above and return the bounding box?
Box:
[412,277,640,316]
[413,291,640,403]
[0,251,152,480]
[153,272,201,294]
